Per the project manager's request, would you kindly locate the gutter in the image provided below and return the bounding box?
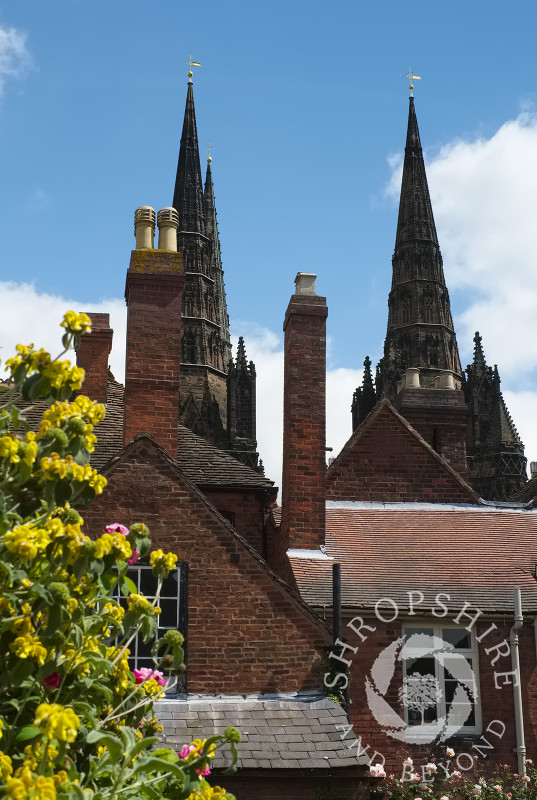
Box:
[510,587,526,777]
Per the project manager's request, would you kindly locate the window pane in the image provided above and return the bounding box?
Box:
[442,629,471,649]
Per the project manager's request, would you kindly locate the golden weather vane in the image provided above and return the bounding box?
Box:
[207,141,213,163]
[401,67,421,97]
[183,54,201,83]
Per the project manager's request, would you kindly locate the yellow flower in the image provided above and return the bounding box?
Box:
[0,435,20,464]
[34,703,79,743]
[0,751,12,780]
[149,549,178,574]
[10,633,47,665]
[61,310,92,334]
[5,768,57,799]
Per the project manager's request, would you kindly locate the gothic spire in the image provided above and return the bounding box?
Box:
[378,97,462,395]
[173,82,206,235]
[465,333,526,500]
[204,158,231,352]
[351,356,377,430]
[395,97,439,247]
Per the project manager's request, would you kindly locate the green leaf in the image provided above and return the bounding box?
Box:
[10,658,35,686]
[45,602,64,635]
[86,731,123,761]
[120,576,138,596]
[22,373,51,402]
[54,480,73,506]
[16,725,41,742]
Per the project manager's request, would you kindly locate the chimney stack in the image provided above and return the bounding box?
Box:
[124,206,184,458]
[75,313,113,404]
[280,273,327,562]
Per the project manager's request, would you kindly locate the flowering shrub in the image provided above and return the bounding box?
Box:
[0,314,238,799]
[371,755,537,800]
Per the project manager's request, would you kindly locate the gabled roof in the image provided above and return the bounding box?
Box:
[91,377,273,491]
[156,693,368,770]
[326,398,479,503]
[92,432,330,652]
[289,502,537,614]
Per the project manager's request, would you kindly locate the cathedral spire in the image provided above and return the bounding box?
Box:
[204,156,231,353]
[395,97,439,248]
[173,81,206,236]
[378,96,462,396]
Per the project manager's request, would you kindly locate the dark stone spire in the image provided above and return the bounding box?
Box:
[204,158,232,365]
[351,356,377,430]
[377,97,462,397]
[465,332,527,500]
[173,82,206,236]
[227,337,260,471]
[395,97,438,248]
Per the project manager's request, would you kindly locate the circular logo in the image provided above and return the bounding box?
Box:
[365,633,478,744]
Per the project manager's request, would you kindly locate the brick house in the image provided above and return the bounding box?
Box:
[76,74,537,791]
[277,95,537,778]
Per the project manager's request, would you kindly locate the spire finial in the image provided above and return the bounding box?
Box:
[183,54,201,83]
[401,67,421,97]
[207,141,213,163]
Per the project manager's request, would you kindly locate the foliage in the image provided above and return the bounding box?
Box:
[372,754,537,800]
[0,313,239,799]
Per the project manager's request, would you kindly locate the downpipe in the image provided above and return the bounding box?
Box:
[510,587,526,777]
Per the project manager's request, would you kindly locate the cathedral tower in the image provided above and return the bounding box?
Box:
[172,75,259,467]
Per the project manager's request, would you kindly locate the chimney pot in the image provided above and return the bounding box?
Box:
[134,206,156,249]
[294,272,317,296]
[157,207,179,251]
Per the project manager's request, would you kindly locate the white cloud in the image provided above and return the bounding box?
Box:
[233,323,362,489]
[0,26,32,96]
[0,281,126,380]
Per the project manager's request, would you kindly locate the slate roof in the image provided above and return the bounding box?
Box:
[91,377,274,490]
[289,501,537,615]
[515,474,537,504]
[156,693,368,771]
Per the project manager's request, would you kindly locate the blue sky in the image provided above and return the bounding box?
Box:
[1,0,537,487]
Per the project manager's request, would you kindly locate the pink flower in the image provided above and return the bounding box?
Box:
[526,759,533,765]
[494,786,502,792]
[370,764,386,778]
[179,744,196,759]
[133,667,167,687]
[522,777,530,782]
[42,672,60,690]
[128,548,140,565]
[106,523,130,536]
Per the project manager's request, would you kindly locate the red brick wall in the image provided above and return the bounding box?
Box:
[124,249,184,458]
[83,438,330,694]
[393,388,469,478]
[327,404,476,503]
[202,489,270,558]
[281,293,328,559]
[76,313,112,404]
[217,772,370,800]
[333,614,537,775]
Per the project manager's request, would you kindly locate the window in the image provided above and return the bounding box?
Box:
[115,559,188,693]
[402,626,480,737]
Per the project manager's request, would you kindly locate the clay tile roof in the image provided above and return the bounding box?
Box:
[91,377,274,490]
[290,503,537,614]
[156,693,368,770]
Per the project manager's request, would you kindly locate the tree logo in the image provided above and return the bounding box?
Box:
[365,633,478,744]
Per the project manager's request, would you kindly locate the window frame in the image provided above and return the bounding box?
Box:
[114,558,188,694]
[401,622,482,738]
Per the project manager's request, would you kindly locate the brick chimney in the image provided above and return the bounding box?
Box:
[75,313,113,403]
[124,206,184,458]
[281,273,327,559]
